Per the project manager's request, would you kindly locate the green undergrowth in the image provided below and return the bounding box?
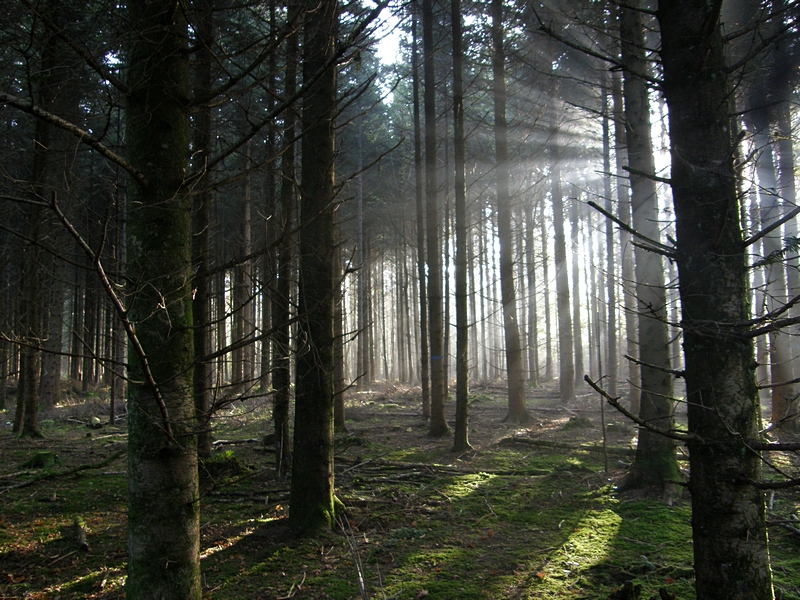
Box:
[2,389,800,599]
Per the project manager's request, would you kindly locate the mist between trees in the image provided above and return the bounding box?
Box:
[0,0,798,597]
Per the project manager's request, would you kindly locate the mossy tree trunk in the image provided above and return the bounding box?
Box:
[125,0,200,597]
[658,2,773,597]
[289,0,338,534]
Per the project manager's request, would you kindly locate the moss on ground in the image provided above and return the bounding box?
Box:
[2,387,800,599]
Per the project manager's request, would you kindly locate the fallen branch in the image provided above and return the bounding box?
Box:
[212,438,261,446]
[0,449,126,496]
[503,436,636,457]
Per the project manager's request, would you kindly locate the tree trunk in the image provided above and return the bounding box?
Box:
[451,0,470,453]
[569,198,585,387]
[618,2,679,493]
[491,0,530,423]
[334,221,347,431]
[658,2,773,597]
[748,115,795,426]
[273,0,298,481]
[541,206,553,381]
[611,68,640,413]
[289,0,338,534]
[356,115,368,388]
[124,0,200,596]
[422,0,448,437]
[81,279,97,391]
[550,152,574,404]
[601,79,618,398]
[40,273,64,410]
[191,0,214,459]
[70,269,83,382]
[525,201,539,386]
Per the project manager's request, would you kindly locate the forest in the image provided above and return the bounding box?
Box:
[0,0,799,598]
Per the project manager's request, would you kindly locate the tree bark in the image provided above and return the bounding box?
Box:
[524,200,539,386]
[334,222,347,431]
[569,198,585,387]
[541,205,553,381]
[289,0,338,534]
[125,0,200,596]
[658,2,773,597]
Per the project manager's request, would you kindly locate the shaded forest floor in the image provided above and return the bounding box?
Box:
[2,382,800,599]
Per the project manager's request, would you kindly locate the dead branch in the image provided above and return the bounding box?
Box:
[622,165,672,185]
[741,476,800,490]
[584,375,699,443]
[743,205,800,248]
[0,91,148,187]
[587,201,676,257]
[623,353,685,378]
[50,195,175,442]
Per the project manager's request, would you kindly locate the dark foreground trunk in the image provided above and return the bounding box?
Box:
[289,0,338,534]
[658,2,772,598]
[125,0,200,597]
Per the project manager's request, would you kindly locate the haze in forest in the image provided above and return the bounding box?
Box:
[0,0,798,599]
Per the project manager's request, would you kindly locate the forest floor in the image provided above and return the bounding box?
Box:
[2,381,800,599]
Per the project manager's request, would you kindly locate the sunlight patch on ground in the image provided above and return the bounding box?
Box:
[551,509,622,571]
[200,515,279,560]
[441,473,497,501]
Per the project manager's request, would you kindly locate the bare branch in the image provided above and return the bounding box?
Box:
[0,91,149,188]
[744,314,800,339]
[743,205,800,248]
[741,477,800,490]
[747,441,800,452]
[50,194,175,442]
[623,353,685,378]
[584,375,699,442]
[622,165,672,185]
[587,200,676,256]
